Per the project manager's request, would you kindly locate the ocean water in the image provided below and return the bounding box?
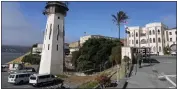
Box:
[1,52,25,64]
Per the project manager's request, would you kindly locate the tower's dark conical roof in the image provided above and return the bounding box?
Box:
[45,1,69,11]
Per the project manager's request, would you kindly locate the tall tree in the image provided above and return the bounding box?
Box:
[112,11,129,44]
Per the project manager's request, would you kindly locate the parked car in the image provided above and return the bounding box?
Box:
[8,67,36,74]
[29,74,57,87]
[8,73,31,84]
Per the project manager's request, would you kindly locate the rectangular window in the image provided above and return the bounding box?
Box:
[48,44,50,50]
[136,40,138,44]
[45,25,48,40]
[169,32,172,35]
[63,25,65,36]
[170,38,172,41]
[57,25,59,40]
[158,38,161,43]
[153,38,155,43]
[57,45,58,51]
[49,24,52,40]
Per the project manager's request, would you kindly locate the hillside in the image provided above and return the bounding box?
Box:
[2,45,31,53]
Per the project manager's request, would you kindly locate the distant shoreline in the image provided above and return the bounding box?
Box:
[1,52,28,64]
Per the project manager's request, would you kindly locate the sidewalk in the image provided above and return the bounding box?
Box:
[126,63,173,88]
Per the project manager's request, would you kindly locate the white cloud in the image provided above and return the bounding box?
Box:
[2,2,77,46]
[2,2,43,46]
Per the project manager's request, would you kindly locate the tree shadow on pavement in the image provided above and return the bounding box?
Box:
[143,58,160,63]
[36,78,64,88]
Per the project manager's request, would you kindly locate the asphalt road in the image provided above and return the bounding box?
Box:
[127,55,176,88]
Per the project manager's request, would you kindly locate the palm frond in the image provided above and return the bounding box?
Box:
[112,19,116,24]
[117,11,129,23]
[112,15,117,22]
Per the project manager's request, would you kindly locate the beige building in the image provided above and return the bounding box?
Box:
[126,22,176,55]
[80,35,118,46]
[69,41,80,54]
[69,35,125,54]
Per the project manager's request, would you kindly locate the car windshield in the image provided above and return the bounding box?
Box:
[30,76,36,80]
[9,75,15,78]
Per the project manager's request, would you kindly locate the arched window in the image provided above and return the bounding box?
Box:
[136,40,138,44]
[136,32,138,37]
[159,46,161,52]
[141,39,146,44]
[153,30,155,35]
[158,29,160,34]
[149,30,151,35]
[158,38,161,43]
[175,31,177,35]
[153,38,155,43]
[150,38,152,43]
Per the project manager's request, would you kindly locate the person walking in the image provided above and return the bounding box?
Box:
[137,52,143,68]
[133,52,138,75]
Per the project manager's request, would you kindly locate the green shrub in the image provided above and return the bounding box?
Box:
[21,54,41,65]
[75,38,123,72]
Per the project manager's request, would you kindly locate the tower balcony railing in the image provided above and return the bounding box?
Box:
[43,9,49,15]
[46,1,68,8]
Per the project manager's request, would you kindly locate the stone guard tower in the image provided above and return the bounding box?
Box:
[39,1,69,75]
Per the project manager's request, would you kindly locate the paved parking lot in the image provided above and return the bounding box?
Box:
[127,55,176,88]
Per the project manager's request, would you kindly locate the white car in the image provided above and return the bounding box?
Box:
[29,74,57,87]
[8,73,31,84]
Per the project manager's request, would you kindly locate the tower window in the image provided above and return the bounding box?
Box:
[48,44,50,50]
[169,32,172,35]
[58,17,60,19]
[63,25,65,36]
[57,45,58,51]
[49,24,52,40]
[45,25,48,40]
[57,25,59,40]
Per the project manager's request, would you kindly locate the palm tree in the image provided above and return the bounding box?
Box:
[112,11,129,81]
[112,11,129,44]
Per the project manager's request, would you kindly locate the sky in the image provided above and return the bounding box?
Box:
[2,1,176,46]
